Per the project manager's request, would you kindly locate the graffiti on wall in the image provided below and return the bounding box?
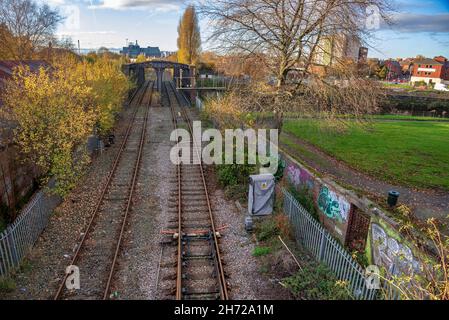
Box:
[371,223,420,275]
[286,163,313,190]
[317,186,350,223]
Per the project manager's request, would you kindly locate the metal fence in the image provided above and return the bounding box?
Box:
[196,96,204,110]
[0,189,61,277]
[282,188,380,300]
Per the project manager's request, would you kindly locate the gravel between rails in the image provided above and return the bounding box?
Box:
[181,107,287,300]
[0,92,288,300]
[0,104,136,300]
[111,104,174,299]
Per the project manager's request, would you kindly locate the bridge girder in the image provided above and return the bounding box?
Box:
[122,60,193,92]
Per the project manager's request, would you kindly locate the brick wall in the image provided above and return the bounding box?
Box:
[0,146,38,215]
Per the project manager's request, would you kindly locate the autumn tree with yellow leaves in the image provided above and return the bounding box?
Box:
[177,5,201,65]
[1,55,130,196]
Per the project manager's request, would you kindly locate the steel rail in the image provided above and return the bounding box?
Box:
[165,82,183,300]
[166,82,228,300]
[53,80,152,300]
[103,81,153,299]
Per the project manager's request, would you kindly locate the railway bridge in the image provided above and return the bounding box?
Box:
[122,60,194,92]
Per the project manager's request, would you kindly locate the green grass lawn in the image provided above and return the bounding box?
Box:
[283,119,449,191]
[369,115,449,122]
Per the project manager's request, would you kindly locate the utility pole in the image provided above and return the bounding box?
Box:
[78,40,81,56]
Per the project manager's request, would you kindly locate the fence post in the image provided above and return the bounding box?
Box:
[288,194,293,218]
[318,231,326,262]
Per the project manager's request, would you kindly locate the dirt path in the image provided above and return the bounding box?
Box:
[281,132,449,222]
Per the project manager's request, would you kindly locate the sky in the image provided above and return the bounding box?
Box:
[45,0,449,59]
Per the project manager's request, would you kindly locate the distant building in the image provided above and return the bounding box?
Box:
[358,47,369,64]
[411,56,449,85]
[384,60,402,80]
[399,58,414,78]
[311,34,363,76]
[120,41,161,59]
[313,34,361,67]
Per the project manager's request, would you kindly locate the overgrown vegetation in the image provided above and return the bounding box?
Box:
[253,246,272,257]
[1,56,130,197]
[288,185,318,221]
[383,215,449,300]
[252,205,353,300]
[0,276,16,293]
[282,263,353,300]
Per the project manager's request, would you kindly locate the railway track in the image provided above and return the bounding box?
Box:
[54,80,153,300]
[159,81,228,300]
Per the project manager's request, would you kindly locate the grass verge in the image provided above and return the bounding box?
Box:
[283,119,449,191]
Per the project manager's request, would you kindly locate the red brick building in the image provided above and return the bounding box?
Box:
[411,56,449,85]
[384,59,402,80]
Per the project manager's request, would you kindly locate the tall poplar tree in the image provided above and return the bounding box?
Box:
[177,5,201,65]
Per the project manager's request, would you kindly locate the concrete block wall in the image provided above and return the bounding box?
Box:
[280,150,421,276]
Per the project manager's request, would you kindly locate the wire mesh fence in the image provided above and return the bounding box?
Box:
[0,189,61,277]
[282,188,398,300]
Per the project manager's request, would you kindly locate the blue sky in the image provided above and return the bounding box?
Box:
[46,0,449,59]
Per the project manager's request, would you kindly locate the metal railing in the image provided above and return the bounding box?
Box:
[282,188,380,300]
[174,77,228,90]
[0,188,61,277]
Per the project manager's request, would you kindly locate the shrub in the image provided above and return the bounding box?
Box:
[0,277,16,293]
[282,263,353,300]
[217,162,257,187]
[253,246,272,257]
[288,185,318,220]
[256,218,279,242]
[224,184,248,202]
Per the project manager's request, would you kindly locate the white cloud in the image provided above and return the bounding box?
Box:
[56,30,118,36]
[89,0,183,11]
[383,13,449,33]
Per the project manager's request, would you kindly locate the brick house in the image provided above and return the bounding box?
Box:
[384,59,402,80]
[410,56,449,85]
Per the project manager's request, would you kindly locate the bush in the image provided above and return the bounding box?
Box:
[224,184,248,202]
[217,162,257,187]
[413,80,427,87]
[0,277,16,293]
[256,218,279,242]
[253,246,272,257]
[282,263,352,300]
[289,185,318,220]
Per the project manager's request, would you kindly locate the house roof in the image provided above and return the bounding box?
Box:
[414,58,443,65]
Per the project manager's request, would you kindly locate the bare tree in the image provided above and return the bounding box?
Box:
[0,0,62,59]
[197,0,392,132]
[198,0,392,87]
